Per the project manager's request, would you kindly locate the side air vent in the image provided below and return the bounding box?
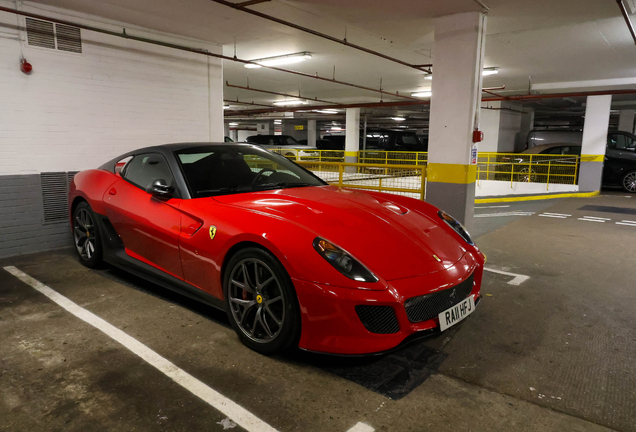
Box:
[26,18,82,53]
[26,18,55,49]
[55,24,82,53]
[355,305,400,334]
[41,172,71,223]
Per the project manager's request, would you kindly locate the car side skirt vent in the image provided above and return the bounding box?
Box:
[404,274,474,323]
[355,305,400,334]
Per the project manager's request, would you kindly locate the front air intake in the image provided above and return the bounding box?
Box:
[355,305,400,334]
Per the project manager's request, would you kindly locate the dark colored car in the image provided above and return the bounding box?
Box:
[515,133,636,192]
[319,129,427,152]
[245,135,306,148]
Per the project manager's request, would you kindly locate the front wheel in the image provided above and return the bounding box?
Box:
[223,247,300,355]
[622,171,636,193]
[72,201,103,268]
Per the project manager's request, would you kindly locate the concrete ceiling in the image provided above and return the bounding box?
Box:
[22,0,636,114]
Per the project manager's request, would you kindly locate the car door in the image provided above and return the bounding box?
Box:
[104,152,184,279]
[604,133,636,185]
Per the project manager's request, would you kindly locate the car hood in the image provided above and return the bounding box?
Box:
[214,186,466,281]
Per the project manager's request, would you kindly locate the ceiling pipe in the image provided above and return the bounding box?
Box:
[227,89,636,116]
[224,99,274,108]
[209,0,433,74]
[0,6,417,102]
[616,0,636,45]
[226,81,342,105]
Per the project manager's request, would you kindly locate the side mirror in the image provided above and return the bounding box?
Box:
[146,179,174,199]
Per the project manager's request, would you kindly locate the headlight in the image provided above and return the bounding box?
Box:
[313,238,378,283]
[438,211,474,245]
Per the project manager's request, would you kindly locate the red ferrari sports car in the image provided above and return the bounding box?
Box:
[69,143,484,355]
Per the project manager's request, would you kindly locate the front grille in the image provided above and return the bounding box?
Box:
[355,305,400,334]
[404,274,474,323]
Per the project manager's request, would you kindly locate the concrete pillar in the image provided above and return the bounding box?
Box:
[208,57,224,142]
[518,108,535,151]
[308,120,317,147]
[426,12,487,230]
[618,109,635,133]
[345,108,360,163]
[579,95,612,192]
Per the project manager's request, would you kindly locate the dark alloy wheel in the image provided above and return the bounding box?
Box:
[622,171,636,193]
[73,202,103,268]
[223,247,300,355]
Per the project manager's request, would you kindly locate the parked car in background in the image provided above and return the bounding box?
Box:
[319,129,427,152]
[513,136,636,192]
[246,134,317,158]
[224,136,234,142]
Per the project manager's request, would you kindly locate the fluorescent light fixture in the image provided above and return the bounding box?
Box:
[274,120,282,124]
[245,52,312,69]
[273,100,308,106]
[391,117,406,121]
[330,127,344,132]
[411,91,432,98]
[424,75,433,80]
[315,109,339,114]
[229,122,239,126]
[223,105,230,110]
[483,67,499,76]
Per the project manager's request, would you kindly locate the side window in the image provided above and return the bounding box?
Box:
[123,153,174,190]
[608,134,627,149]
[625,135,636,150]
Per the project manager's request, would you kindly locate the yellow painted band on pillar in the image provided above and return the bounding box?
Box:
[580,154,604,162]
[344,151,358,157]
[427,163,477,184]
[475,190,599,204]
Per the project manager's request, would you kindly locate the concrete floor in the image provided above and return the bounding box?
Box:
[1,192,635,431]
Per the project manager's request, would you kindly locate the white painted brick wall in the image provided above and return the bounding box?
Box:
[0,1,224,175]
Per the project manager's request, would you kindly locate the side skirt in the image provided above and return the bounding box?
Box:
[94,213,226,312]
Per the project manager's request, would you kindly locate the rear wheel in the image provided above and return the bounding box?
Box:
[73,202,103,268]
[622,171,636,193]
[223,247,300,355]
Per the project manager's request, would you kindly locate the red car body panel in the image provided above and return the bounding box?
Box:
[69,147,484,355]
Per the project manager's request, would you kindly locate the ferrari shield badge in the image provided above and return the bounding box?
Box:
[432,254,441,262]
[209,225,217,240]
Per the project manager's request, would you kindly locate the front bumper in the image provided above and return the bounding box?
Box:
[294,251,483,355]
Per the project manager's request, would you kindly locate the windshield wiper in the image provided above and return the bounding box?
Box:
[196,187,238,195]
[249,182,316,190]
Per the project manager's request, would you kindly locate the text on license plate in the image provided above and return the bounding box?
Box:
[439,296,475,331]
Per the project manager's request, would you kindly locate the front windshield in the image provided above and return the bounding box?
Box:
[175,145,327,198]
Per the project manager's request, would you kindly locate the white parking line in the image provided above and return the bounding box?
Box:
[538,214,567,219]
[347,423,375,432]
[578,217,608,222]
[3,266,278,432]
[483,267,530,285]
[580,216,611,220]
[474,211,535,218]
[616,221,636,227]
[475,205,511,209]
[541,212,572,217]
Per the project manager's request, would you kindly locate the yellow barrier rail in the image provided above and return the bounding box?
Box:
[296,160,426,200]
[476,152,579,188]
[270,148,580,189]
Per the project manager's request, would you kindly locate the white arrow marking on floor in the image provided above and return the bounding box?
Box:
[3,266,278,432]
[347,423,375,432]
[483,267,530,286]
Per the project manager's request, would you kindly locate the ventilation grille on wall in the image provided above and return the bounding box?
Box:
[41,172,78,223]
[26,18,82,53]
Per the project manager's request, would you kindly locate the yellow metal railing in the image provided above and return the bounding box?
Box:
[476,152,579,188]
[296,161,426,200]
[272,148,580,189]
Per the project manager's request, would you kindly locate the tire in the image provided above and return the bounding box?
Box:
[622,171,636,193]
[223,247,300,355]
[515,167,537,183]
[72,201,103,268]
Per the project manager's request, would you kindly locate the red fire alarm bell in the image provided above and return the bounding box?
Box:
[472,130,484,143]
[20,58,32,74]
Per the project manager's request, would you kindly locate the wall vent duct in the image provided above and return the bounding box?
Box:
[26,18,81,53]
[41,172,75,223]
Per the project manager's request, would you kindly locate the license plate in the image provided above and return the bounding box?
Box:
[439,296,476,331]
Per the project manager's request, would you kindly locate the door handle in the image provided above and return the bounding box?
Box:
[109,188,117,195]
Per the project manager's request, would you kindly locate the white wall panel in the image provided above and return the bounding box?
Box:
[0,2,223,175]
